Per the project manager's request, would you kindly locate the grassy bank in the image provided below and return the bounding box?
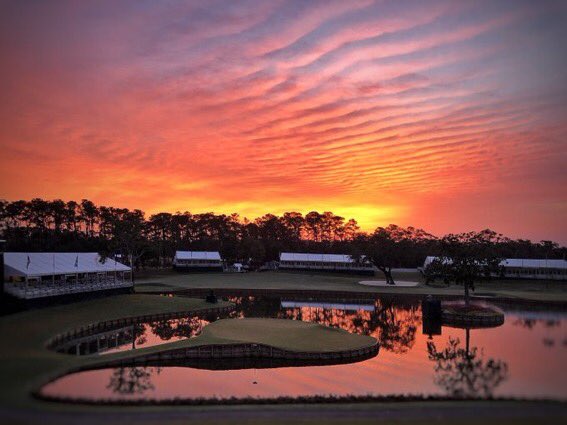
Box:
[135,270,567,304]
[2,400,565,425]
[0,294,232,410]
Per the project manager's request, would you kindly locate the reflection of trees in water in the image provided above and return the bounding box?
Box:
[372,304,420,354]
[141,300,290,341]
[149,315,212,341]
[280,303,420,354]
[133,323,147,347]
[127,296,421,355]
[107,367,160,395]
[427,331,508,398]
[512,318,562,348]
[224,296,421,354]
[226,296,282,319]
[513,318,560,329]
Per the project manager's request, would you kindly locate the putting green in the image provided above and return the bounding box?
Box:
[198,317,377,353]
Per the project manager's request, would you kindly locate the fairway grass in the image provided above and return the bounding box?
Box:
[135,270,567,304]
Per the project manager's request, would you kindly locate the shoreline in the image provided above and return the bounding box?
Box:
[135,284,567,309]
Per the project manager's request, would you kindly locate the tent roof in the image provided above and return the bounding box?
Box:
[4,252,130,277]
[423,256,567,269]
[174,251,221,260]
[280,252,358,263]
[501,258,567,269]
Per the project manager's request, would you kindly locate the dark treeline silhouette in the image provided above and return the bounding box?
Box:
[1,198,565,269]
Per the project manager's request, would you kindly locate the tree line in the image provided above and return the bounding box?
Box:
[1,199,565,271]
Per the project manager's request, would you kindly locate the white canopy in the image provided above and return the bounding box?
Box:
[280,252,359,263]
[501,258,567,269]
[4,252,131,278]
[174,251,221,261]
[423,256,567,269]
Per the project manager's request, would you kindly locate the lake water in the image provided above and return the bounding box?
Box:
[42,295,567,401]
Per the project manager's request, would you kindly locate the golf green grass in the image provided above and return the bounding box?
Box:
[198,317,376,353]
[134,270,567,304]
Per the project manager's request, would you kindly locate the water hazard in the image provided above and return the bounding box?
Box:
[43,295,567,401]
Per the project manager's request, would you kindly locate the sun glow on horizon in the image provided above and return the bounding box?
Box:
[0,0,566,243]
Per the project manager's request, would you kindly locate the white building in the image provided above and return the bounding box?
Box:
[421,256,567,281]
[279,252,375,275]
[499,258,567,280]
[173,251,223,271]
[3,252,132,300]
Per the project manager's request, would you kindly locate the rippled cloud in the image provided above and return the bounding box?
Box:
[0,0,566,241]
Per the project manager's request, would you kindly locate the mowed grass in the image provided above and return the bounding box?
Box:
[0,294,232,410]
[135,270,567,303]
[134,270,426,294]
[201,318,376,352]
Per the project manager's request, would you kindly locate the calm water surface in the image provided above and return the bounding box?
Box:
[43,296,567,401]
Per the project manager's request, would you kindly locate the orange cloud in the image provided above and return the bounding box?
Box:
[0,0,566,242]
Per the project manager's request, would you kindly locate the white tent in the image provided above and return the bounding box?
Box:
[423,256,567,270]
[174,251,221,261]
[280,252,357,263]
[173,251,223,270]
[421,256,567,281]
[279,252,374,274]
[4,252,130,278]
[501,259,567,269]
[3,252,132,300]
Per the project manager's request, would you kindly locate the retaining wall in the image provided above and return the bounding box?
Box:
[45,304,234,351]
[100,341,380,367]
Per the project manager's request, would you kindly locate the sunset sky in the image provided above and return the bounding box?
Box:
[1,0,566,243]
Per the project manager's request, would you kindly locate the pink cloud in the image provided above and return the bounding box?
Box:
[0,0,565,243]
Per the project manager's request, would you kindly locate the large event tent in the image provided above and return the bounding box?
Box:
[421,256,567,281]
[3,252,132,299]
[279,252,375,274]
[173,251,223,271]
